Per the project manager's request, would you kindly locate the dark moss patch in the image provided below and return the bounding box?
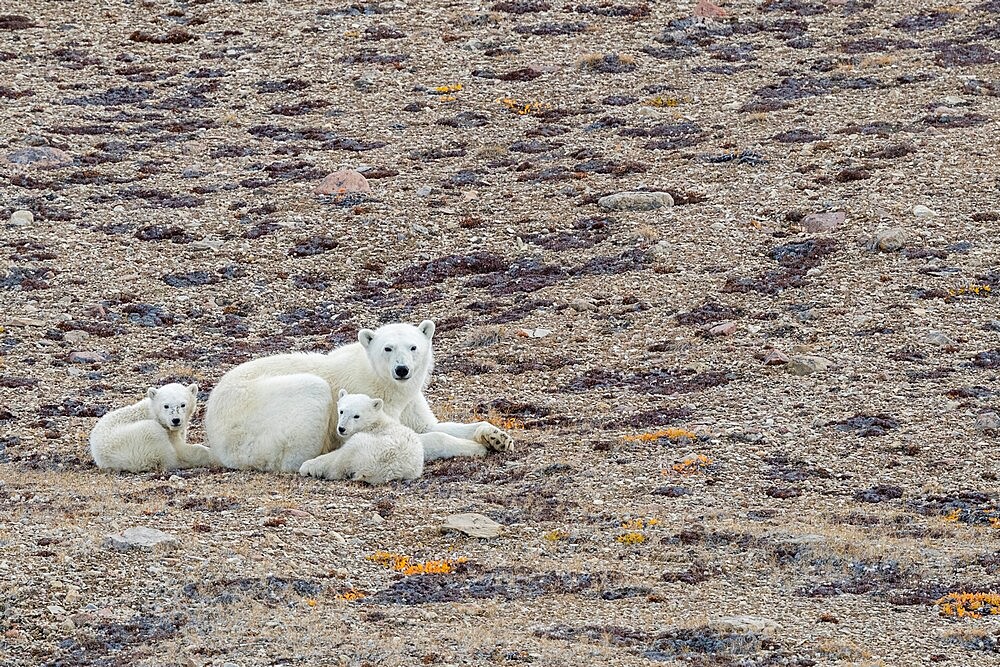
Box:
[289,236,338,257]
[831,414,899,437]
[854,485,903,503]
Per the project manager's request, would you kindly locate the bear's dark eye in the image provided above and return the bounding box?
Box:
[384,346,392,352]
[410,345,417,351]
[354,414,360,419]
[163,404,169,409]
[180,403,186,408]
[339,410,343,415]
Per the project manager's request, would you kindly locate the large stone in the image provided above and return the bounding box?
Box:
[786,355,833,375]
[314,170,371,195]
[441,513,502,538]
[974,412,999,434]
[872,227,906,252]
[598,191,674,212]
[68,351,107,364]
[105,527,179,552]
[708,616,780,637]
[6,147,73,168]
[801,211,844,233]
[9,210,33,226]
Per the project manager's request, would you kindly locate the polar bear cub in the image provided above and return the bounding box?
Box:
[299,389,423,484]
[90,383,216,472]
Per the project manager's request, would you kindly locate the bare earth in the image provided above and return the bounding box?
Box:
[2,0,1000,665]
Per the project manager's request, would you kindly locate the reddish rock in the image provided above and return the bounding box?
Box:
[68,351,107,364]
[6,147,73,168]
[763,349,790,366]
[708,321,737,336]
[802,212,844,233]
[314,170,371,195]
[694,0,728,18]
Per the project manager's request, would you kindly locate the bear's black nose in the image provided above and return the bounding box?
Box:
[338,426,346,435]
[394,365,409,379]
[171,418,181,426]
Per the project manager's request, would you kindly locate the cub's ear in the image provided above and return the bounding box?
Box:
[417,320,435,340]
[338,388,348,399]
[371,398,383,412]
[186,383,199,397]
[147,387,158,401]
[358,328,376,348]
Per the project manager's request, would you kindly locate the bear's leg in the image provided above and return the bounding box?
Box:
[99,422,179,473]
[299,448,352,480]
[419,432,488,461]
[176,444,218,469]
[244,374,334,472]
[401,395,514,453]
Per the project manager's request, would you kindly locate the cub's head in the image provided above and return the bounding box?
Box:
[147,382,198,431]
[358,320,435,385]
[336,388,384,438]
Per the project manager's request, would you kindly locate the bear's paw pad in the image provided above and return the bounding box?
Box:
[476,423,514,452]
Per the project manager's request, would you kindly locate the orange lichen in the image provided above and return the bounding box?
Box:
[368,551,468,576]
[498,97,551,116]
[615,531,646,545]
[623,428,697,443]
[544,529,570,542]
[937,592,1000,618]
[432,83,464,94]
[671,454,714,474]
[948,284,992,298]
[644,96,683,107]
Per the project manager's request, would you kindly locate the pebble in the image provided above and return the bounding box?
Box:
[921,331,956,347]
[9,210,33,226]
[314,170,372,196]
[786,355,833,375]
[68,350,107,364]
[974,412,999,434]
[5,146,73,168]
[912,205,936,218]
[801,211,843,232]
[441,512,502,538]
[986,320,1000,332]
[763,349,789,366]
[105,526,179,552]
[415,185,433,197]
[598,191,674,211]
[872,227,907,252]
[708,616,779,637]
[62,330,89,344]
[354,74,376,92]
[570,299,597,312]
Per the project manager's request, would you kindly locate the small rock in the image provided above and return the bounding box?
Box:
[62,330,89,344]
[986,320,1000,332]
[598,191,674,212]
[922,331,956,347]
[763,349,789,366]
[708,615,779,637]
[570,299,597,312]
[5,146,73,168]
[694,0,728,18]
[872,227,906,252]
[9,210,33,226]
[795,308,817,322]
[786,355,833,375]
[105,526,179,552]
[188,239,224,252]
[801,211,843,233]
[975,412,999,434]
[518,327,551,338]
[912,205,936,218]
[314,170,372,196]
[354,74,376,92]
[441,512,502,538]
[708,321,736,336]
[68,350,107,364]
[415,185,433,197]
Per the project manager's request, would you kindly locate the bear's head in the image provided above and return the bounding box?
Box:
[336,388,385,438]
[147,382,198,431]
[357,320,435,386]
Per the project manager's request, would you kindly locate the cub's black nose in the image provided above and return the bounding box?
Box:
[394,365,409,379]
[171,418,181,426]
[338,426,346,435]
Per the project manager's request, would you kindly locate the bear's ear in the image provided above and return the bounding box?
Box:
[358,328,376,348]
[147,387,158,401]
[417,320,435,340]
[371,398,383,412]
[338,388,348,399]
[186,383,199,398]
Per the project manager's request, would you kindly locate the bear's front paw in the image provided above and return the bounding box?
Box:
[475,422,514,452]
[299,458,325,478]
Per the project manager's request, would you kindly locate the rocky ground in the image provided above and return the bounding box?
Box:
[2,0,1000,665]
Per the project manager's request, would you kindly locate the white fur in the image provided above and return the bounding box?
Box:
[90,383,216,473]
[204,320,514,473]
[299,390,424,484]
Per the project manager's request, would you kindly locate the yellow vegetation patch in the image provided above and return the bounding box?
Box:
[616,518,658,545]
[623,428,696,443]
[368,551,468,576]
[644,96,684,107]
[499,97,551,116]
[432,83,463,94]
[948,284,992,298]
[544,529,570,541]
[335,589,366,602]
[670,454,713,474]
[615,531,646,545]
[937,592,1000,618]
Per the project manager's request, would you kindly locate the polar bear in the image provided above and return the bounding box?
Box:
[204,320,513,473]
[299,389,423,484]
[90,383,216,472]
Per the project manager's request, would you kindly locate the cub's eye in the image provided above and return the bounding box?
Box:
[180,403,186,408]
[339,410,344,415]
[410,345,417,351]
[354,415,360,419]
[163,404,169,408]
[384,346,392,352]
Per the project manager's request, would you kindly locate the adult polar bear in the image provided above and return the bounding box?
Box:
[205,320,514,472]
